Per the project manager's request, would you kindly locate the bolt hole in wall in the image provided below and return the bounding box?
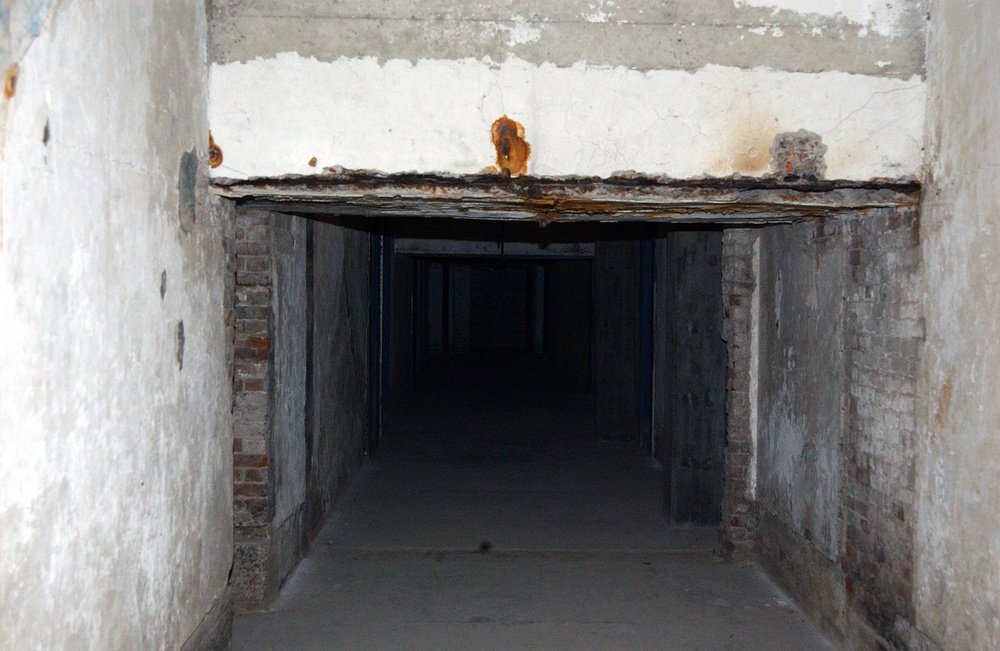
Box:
[362,216,727,526]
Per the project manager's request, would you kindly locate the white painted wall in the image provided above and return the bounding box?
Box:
[0,3,232,649]
[916,2,1000,648]
[209,55,924,181]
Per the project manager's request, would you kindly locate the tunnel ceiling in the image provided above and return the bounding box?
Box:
[212,173,920,226]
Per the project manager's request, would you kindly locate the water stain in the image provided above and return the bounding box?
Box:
[208,132,223,169]
[711,107,777,176]
[716,129,774,176]
[491,115,530,176]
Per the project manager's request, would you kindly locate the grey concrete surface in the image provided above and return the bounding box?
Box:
[916,1,1000,647]
[233,354,835,650]
[210,0,926,77]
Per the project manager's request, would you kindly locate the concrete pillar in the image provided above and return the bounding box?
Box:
[592,240,640,442]
[719,228,760,559]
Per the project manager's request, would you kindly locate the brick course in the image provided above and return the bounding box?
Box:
[232,208,274,608]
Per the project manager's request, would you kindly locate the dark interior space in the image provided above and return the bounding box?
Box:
[341,215,729,529]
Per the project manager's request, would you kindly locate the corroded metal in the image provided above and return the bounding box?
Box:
[211,171,920,225]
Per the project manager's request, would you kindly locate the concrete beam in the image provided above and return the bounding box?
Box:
[210,0,927,78]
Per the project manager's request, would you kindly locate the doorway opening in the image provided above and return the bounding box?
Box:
[222,173,918,609]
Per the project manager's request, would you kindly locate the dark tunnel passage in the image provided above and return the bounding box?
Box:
[230,214,838,651]
[363,217,729,531]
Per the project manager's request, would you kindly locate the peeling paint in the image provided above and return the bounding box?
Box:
[496,17,543,47]
[584,0,616,24]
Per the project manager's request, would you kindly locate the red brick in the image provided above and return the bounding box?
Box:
[243,468,265,483]
[234,454,268,468]
[243,378,265,392]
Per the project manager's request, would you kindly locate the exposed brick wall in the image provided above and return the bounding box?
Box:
[720,228,759,560]
[750,207,923,650]
[841,206,922,649]
[231,209,275,607]
[229,210,372,612]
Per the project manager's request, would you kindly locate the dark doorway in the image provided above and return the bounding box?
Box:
[353,216,727,526]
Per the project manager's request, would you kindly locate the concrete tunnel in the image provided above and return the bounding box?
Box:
[3,2,998,650]
[222,170,921,649]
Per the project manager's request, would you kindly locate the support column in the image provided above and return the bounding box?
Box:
[719,228,760,560]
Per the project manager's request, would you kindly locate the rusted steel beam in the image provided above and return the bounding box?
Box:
[211,171,920,224]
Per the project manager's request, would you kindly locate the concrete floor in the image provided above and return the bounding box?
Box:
[233,353,835,650]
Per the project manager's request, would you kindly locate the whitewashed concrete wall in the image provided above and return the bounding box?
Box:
[916,2,1000,648]
[0,3,232,649]
[209,57,924,181]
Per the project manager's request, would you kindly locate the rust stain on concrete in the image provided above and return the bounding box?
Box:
[491,115,530,177]
[209,132,223,168]
[713,110,776,176]
[308,156,318,167]
[4,63,19,99]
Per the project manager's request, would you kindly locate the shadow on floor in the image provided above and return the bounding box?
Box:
[233,353,834,650]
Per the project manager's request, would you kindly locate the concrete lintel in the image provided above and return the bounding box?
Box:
[212,173,920,225]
